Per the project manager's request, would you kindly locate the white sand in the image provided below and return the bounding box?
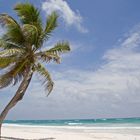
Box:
[2,124,140,140]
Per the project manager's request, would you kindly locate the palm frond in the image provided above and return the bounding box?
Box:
[0,14,19,27]
[22,24,38,46]
[3,27,25,45]
[36,12,58,49]
[0,73,13,89]
[0,48,24,57]
[14,3,43,49]
[0,39,23,49]
[0,39,8,49]
[0,56,17,69]
[14,3,42,30]
[35,63,54,96]
[44,11,58,40]
[36,51,60,64]
[0,59,27,89]
[0,14,25,45]
[47,41,70,55]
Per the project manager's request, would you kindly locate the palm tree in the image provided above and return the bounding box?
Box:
[0,2,70,138]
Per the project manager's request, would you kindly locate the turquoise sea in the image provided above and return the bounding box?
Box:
[4,118,140,127]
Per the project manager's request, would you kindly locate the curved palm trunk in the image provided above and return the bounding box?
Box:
[0,68,33,139]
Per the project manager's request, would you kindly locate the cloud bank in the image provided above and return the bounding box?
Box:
[45,25,140,118]
[1,25,140,119]
[42,0,88,33]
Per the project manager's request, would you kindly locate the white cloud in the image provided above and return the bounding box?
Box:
[42,0,88,33]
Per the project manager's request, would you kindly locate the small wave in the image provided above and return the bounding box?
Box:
[116,118,123,121]
[68,123,83,126]
[100,119,107,121]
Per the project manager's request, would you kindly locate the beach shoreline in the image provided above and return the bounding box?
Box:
[2,124,140,140]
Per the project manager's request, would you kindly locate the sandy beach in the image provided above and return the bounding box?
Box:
[1,124,140,140]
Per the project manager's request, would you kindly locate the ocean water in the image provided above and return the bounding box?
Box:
[3,118,140,127]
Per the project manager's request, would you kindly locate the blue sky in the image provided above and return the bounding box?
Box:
[1,0,140,120]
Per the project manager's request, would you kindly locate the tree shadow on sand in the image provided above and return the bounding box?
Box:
[1,136,55,140]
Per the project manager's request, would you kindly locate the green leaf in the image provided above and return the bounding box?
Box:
[0,14,25,45]
[0,14,19,27]
[34,12,59,50]
[0,39,23,49]
[47,41,70,54]
[14,2,43,49]
[35,63,54,96]
[0,48,24,57]
[0,59,27,88]
[36,51,61,64]
[0,56,17,69]
[22,24,38,45]
[44,11,58,39]
[14,2,42,30]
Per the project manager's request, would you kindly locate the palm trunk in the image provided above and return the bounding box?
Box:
[0,124,1,139]
[0,68,33,139]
